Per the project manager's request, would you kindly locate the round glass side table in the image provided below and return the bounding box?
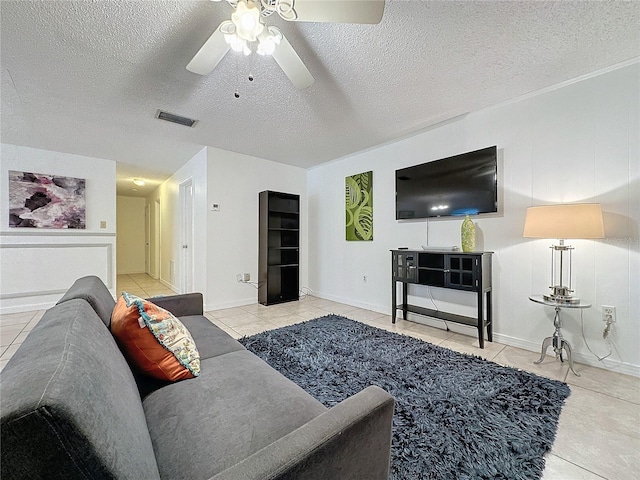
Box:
[529,295,591,376]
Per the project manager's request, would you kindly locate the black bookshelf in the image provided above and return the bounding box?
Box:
[259,191,300,305]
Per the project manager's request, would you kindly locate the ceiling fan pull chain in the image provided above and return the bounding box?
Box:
[234,53,241,98]
[249,47,256,83]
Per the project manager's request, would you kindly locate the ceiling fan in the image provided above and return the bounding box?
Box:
[186,0,385,89]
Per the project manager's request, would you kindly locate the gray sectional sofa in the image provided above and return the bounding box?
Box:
[1,276,395,479]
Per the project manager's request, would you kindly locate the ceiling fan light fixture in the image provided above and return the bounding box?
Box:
[219,20,249,55]
[226,34,250,55]
[257,37,275,55]
[240,12,256,30]
[257,26,282,56]
[232,0,264,42]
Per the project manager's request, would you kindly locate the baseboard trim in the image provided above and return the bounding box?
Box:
[204,297,257,312]
[159,278,179,294]
[311,290,388,315]
[492,333,640,378]
[0,300,57,315]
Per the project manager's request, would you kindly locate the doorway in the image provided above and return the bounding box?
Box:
[179,179,194,293]
[152,199,161,280]
[145,203,150,275]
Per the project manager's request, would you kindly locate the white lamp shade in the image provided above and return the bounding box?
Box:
[523,203,604,239]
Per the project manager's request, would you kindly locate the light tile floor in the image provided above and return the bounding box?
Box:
[1,274,638,479]
[114,273,179,298]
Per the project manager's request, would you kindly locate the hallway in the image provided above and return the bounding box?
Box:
[115,273,177,299]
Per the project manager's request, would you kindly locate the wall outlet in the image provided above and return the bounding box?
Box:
[362,275,367,283]
[602,305,616,323]
[236,274,243,283]
[243,273,250,282]
[99,220,107,229]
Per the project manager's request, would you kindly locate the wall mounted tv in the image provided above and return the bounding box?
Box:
[396,146,498,219]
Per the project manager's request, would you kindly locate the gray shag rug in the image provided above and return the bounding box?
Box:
[238,315,571,480]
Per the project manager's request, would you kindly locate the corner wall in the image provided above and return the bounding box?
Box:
[307,62,639,376]
[149,146,307,311]
[0,144,117,313]
[205,147,308,311]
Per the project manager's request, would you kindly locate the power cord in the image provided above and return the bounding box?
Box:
[237,279,311,296]
[299,287,313,300]
[236,275,259,289]
[580,308,612,361]
[602,321,613,339]
[427,286,449,331]
[426,286,439,312]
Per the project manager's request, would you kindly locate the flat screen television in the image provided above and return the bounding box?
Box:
[395,146,498,219]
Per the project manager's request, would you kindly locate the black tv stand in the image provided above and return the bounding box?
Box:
[391,249,493,348]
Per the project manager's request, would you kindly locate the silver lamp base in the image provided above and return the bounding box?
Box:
[544,286,580,305]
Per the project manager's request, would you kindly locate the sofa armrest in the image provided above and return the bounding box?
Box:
[210,385,394,480]
[146,293,203,317]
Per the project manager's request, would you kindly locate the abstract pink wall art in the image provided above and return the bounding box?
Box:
[9,171,86,229]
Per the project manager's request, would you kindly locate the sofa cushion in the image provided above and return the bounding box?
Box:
[56,275,116,327]
[179,315,246,360]
[111,293,201,381]
[143,350,327,479]
[132,315,246,399]
[0,300,160,480]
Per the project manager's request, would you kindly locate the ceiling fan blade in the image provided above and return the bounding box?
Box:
[186,23,231,75]
[291,0,385,24]
[271,33,315,89]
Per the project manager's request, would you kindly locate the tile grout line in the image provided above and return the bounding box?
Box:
[488,344,508,362]
[546,453,609,479]
[0,313,37,356]
[565,382,640,407]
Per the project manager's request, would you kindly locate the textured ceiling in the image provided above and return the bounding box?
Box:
[1,0,639,196]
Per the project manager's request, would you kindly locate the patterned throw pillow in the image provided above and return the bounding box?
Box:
[111,292,200,381]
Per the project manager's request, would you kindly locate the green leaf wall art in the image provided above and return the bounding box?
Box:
[345,171,373,241]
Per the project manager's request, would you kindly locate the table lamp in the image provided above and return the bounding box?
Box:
[523,203,604,304]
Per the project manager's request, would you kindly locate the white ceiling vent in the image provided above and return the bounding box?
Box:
[155,110,198,128]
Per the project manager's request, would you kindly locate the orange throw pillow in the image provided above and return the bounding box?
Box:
[111,292,201,381]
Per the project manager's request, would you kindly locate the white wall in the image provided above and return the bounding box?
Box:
[116,196,146,274]
[0,144,117,313]
[307,62,640,376]
[205,146,307,311]
[149,146,307,311]
[147,148,207,295]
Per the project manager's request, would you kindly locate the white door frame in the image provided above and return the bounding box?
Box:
[154,199,161,280]
[179,179,194,294]
[145,203,151,275]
